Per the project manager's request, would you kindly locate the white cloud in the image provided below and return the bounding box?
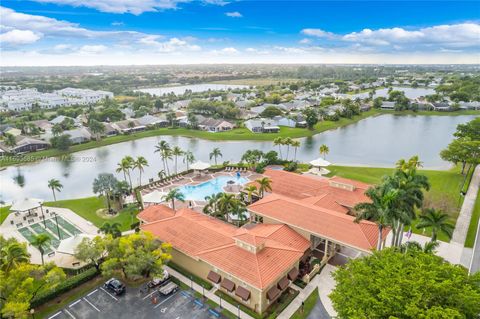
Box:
[29,0,229,14]
[211,47,239,55]
[111,21,124,26]
[299,38,311,44]
[301,28,336,39]
[0,29,42,44]
[53,43,72,51]
[139,36,201,52]
[79,44,107,54]
[274,46,306,54]
[225,11,242,18]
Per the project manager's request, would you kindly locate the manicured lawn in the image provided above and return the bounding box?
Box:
[465,190,480,248]
[290,288,319,319]
[327,165,465,242]
[45,197,140,231]
[0,205,11,224]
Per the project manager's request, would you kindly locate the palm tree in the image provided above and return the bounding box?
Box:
[31,234,51,265]
[354,185,399,251]
[243,185,258,204]
[158,170,167,180]
[416,208,454,242]
[134,156,149,186]
[163,188,185,211]
[183,151,195,171]
[319,144,329,159]
[47,178,63,201]
[171,146,184,174]
[256,177,272,198]
[1,242,30,273]
[203,193,223,217]
[291,140,301,161]
[88,119,105,141]
[116,156,134,189]
[154,141,172,175]
[3,133,16,148]
[284,137,293,161]
[209,147,223,165]
[98,222,122,238]
[217,193,238,220]
[273,137,284,160]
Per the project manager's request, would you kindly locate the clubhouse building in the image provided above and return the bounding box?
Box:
[139,169,388,314]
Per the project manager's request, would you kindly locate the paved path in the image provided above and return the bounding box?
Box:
[451,165,480,245]
[277,275,321,319]
[164,265,254,319]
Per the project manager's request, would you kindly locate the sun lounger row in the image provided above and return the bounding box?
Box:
[225,167,248,172]
[145,175,185,189]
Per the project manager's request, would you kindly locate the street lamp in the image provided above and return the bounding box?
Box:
[52,212,61,240]
[41,208,47,228]
[219,295,222,309]
[30,308,35,319]
[237,305,240,319]
[190,275,193,291]
[202,284,205,299]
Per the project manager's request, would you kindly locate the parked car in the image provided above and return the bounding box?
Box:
[104,278,126,295]
[147,270,170,289]
[158,282,178,296]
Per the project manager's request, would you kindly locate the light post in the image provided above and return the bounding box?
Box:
[52,212,61,240]
[202,284,205,300]
[30,308,35,319]
[219,294,222,309]
[190,275,193,291]
[41,208,47,228]
[237,305,240,319]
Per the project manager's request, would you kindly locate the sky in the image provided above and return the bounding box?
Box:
[0,0,479,66]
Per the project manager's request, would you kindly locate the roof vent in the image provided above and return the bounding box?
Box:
[329,180,355,191]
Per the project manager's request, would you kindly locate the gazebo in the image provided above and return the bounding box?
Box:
[190,161,211,176]
[10,198,44,217]
[57,234,95,255]
[309,158,332,175]
[142,190,167,205]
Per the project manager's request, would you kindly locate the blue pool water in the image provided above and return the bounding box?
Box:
[177,175,249,201]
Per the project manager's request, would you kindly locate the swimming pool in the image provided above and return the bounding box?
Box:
[177,175,249,201]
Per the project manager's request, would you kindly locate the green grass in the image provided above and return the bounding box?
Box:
[0,205,11,224]
[327,165,465,242]
[45,197,140,232]
[290,288,319,319]
[379,109,480,116]
[465,190,480,248]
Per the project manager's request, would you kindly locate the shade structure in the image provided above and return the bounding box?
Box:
[309,158,331,167]
[235,286,251,301]
[190,161,211,170]
[10,198,44,212]
[207,271,221,284]
[142,190,167,204]
[57,234,94,255]
[220,278,235,292]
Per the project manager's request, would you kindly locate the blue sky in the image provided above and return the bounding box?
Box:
[1,1,479,65]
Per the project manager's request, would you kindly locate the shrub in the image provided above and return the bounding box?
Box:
[283,161,298,172]
[31,267,99,308]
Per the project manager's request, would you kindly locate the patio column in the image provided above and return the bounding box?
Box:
[322,239,330,262]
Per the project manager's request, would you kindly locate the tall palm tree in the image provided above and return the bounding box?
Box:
[203,193,223,217]
[163,188,185,211]
[171,146,184,174]
[31,234,51,265]
[47,178,63,201]
[158,169,167,180]
[3,133,16,148]
[1,242,30,273]
[354,185,399,251]
[256,177,272,198]
[98,222,122,238]
[284,137,293,161]
[273,137,284,160]
[416,208,454,242]
[217,193,238,220]
[291,140,301,161]
[116,156,134,189]
[209,147,223,165]
[134,156,149,186]
[154,141,172,176]
[243,185,258,204]
[319,144,329,159]
[183,151,195,171]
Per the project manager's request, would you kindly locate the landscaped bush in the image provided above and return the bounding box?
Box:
[31,267,99,308]
[283,161,298,172]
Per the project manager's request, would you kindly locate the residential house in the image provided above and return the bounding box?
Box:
[29,120,53,133]
[49,115,81,127]
[431,102,451,111]
[0,135,50,154]
[380,101,395,110]
[111,119,146,134]
[244,118,280,133]
[197,117,235,132]
[137,114,169,127]
[63,127,92,144]
[459,101,480,110]
[4,127,22,137]
[120,107,135,119]
[326,104,345,116]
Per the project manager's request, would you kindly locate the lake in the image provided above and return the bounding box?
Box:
[1,114,476,202]
[136,84,250,96]
[349,86,436,99]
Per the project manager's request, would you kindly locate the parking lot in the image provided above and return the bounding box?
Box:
[47,282,227,319]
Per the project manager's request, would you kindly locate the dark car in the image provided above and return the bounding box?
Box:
[104,278,126,295]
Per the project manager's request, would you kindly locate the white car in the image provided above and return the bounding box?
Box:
[147,270,170,288]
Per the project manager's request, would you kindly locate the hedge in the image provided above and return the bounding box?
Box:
[31,267,100,308]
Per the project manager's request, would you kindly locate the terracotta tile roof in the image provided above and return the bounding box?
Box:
[140,206,310,289]
[248,170,370,214]
[137,205,175,223]
[248,194,388,252]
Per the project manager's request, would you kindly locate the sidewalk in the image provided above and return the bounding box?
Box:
[164,265,255,319]
[277,275,320,319]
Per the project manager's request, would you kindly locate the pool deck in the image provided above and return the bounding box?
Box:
[140,170,263,211]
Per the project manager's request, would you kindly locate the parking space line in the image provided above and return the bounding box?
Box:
[47,311,62,319]
[69,299,81,308]
[87,289,98,297]
[100,287,119,301]
[83,298,100,312]
[64,309,76,319]
[142,290,158,300]
[153,293,177,309]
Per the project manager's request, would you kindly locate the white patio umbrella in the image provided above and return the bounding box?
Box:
[190,161,211,170]
[10,198,44,212]
[309,158,332,167]
[57,234,95,255]
[142,190,167,204]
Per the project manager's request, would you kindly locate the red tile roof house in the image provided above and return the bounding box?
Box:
[139,206,310,314]
[247,170,389,265]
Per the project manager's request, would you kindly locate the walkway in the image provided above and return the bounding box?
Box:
[452,165,480,245]
[470,215,480,274]
[164,265,255,319]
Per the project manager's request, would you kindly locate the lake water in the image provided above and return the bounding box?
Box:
[1,114,476,202]
[136,84,249,96]
[350,87,436,99]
